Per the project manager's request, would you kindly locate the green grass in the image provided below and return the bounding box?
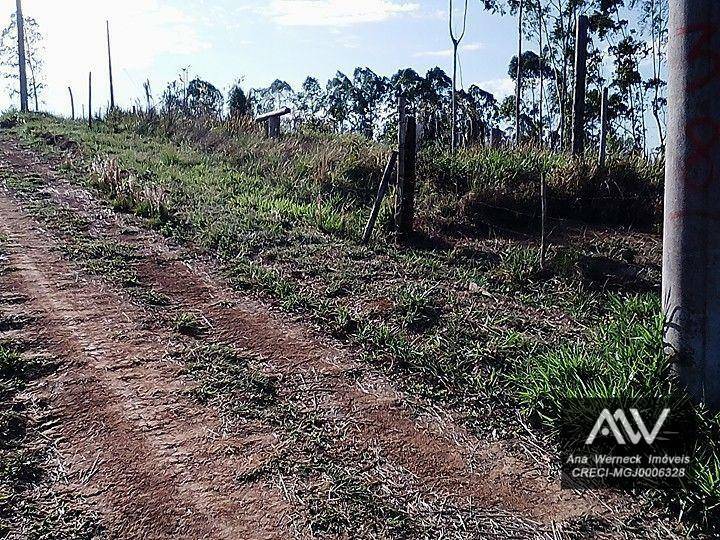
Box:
[513,292,720,528]
[3,111,713,532]
[514,293,669,420]
[179,343,276,418]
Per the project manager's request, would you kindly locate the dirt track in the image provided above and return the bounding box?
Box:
[0,136,674,539]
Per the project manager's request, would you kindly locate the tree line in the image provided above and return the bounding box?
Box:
[151,0,669,154]
[0,0,668,154]
[475,0,668,153]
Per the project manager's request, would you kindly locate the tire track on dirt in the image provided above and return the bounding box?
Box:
[0,190,291,539]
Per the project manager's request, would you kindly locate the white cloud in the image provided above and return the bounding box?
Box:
[267,0,419,26]
[414,41,484,58]
[475,77,515,99]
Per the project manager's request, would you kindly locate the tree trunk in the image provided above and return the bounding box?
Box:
[24,35,38,111]
[571,15,589,156]
[538,2,544,147]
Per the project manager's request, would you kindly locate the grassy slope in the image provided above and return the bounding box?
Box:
[3,112,719,530]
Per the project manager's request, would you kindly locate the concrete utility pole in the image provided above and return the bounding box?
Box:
[571,15,589,156]
[15,0,28,113]
[663,0,720,410]
[106,21,115,110]
[598,87,609,167]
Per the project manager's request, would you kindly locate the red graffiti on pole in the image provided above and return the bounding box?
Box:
[679,24,720,93]
[684,117,720,191]
[677,25,720,191]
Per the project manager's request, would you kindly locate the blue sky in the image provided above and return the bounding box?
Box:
[0,0,520,115]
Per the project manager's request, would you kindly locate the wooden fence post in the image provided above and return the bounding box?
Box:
[362,151,398,244]
[68,86,74,120]
[396,97,417,238]
[540,172,548,268]
[88,72,93,129]
[107,20,115,111]
[598,86,609,168]
[395,97,406,231]
[571,15,589,156]
[255,107,290,139]
[268,116,280,138]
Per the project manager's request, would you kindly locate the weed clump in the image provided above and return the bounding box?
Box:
[173,312,209,337]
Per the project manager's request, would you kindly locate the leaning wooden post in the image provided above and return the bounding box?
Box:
[598,87,609,168]
[396,97,417,238]
[88,72,93,129]
[15,0,28,113]
[68,87,75,120]
[106,20,115,111]
[571,15,589,156]
[362,151,398,244]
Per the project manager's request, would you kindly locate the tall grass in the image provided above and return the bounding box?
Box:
[90,111,665,237]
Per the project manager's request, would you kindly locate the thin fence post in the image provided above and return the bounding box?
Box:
[598,87,609,168]
[662,0,720,411]
[88,72,93,129]
[395,96,406,229]
[107,20,115,111]
[571,15,589,156]
[68,86,74,120]
[540,172,548,268]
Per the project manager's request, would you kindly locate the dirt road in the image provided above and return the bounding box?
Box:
[0,136,674,539]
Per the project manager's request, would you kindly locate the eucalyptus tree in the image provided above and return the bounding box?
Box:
[185,78,223,117]
[351,67,387,137]
[508,50,552,138]
[296,76,325,124]
[0,13,45,111]
[228,82,249,117]
[325,71,354,132]
[425,66,453,141]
